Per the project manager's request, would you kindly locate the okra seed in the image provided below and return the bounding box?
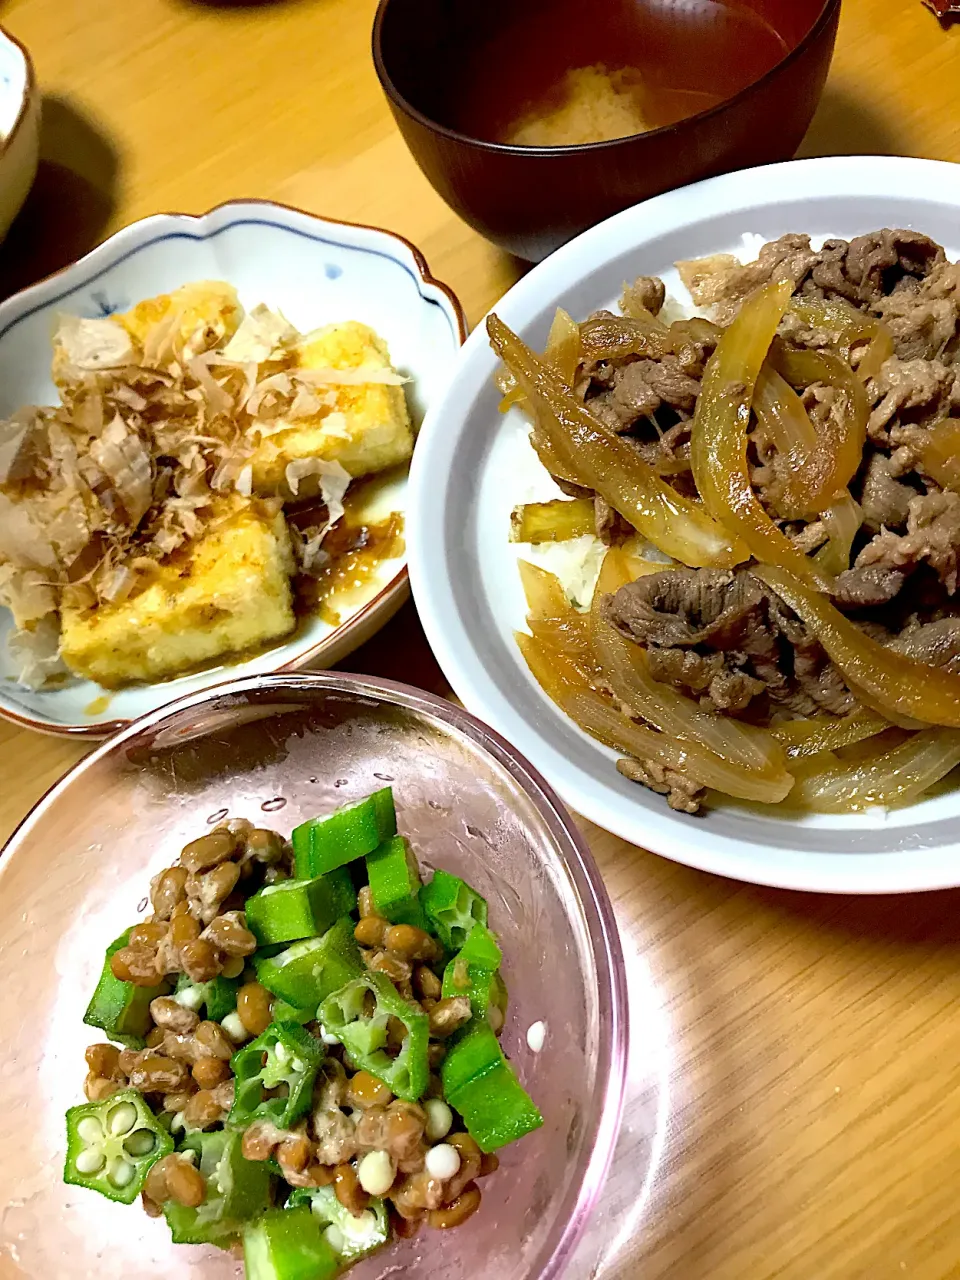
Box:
[290,1057,305,1073]
[319,1024,340,1046]
[106,1102,138,1136]
[357,1149,396,1197]
[107,1157,136,1189]
[274,1042,288,1064]
[425,1143,461,1181]
[342,1210,378,1242]
[124,1129,157,1157]
[423,1098,453,1142]
[76,1117,104,1144]
[323,1224,345,1255]
[174,986,205,1012]
[74,1149,105,1175]
[220,1013,248,1043]
[526,1020,546,1053]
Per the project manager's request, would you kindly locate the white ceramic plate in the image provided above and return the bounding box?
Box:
[408,155,960,895]
[0,201,465,736]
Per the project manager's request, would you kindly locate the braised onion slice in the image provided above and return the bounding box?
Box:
[517,624,791,805]
[753,356,865,523]
[510,498,595,544]
[772,343,868,502]
[814,494,863,576]
[518,559,597,682]
[752,363,822,518]
[488,314,747,569]
[788,729,960,811]
[517,559,571,618]
[920,419,960,492]
[772,712,890,758]
[593,620,792,781]
[788,296,894,382]
[690,280,829,587]
[498,307,581,412]
[757,564,960,728]
[563,687,793,805]
[515,553,792,804]
[578,311,669,363]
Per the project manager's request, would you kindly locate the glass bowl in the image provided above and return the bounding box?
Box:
[0,672,627,1279]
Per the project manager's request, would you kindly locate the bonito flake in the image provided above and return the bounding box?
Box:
[0,284,409,687]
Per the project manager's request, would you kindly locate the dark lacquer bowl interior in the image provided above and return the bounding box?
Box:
[0,673,628,1280]
[373,0,840,261]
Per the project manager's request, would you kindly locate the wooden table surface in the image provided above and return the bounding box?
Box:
[2,0,960,1275]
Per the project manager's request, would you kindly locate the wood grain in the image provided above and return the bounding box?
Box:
[2,0,960,1276]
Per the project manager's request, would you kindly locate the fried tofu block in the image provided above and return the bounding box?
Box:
[60,502,295,687]
[51,281,244,388]
[248,321,413,495]
[117,280,244,352]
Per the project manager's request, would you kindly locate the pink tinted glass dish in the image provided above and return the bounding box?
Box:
[0,673,627,1279]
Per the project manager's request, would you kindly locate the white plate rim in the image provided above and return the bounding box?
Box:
[407,154,960,895]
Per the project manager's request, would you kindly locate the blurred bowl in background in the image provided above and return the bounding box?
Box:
[0,25,40,243]
[373,0,840,261]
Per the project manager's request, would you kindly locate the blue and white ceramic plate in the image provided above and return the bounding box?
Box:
[0,200,466,736]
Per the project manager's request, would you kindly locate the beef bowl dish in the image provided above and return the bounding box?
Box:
[495,226,960,816]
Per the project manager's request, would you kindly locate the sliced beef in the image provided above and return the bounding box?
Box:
[888,616,960,671]
[857,489,960,592]
[829,564,906,609]
[857,450,915,531]
[616,756,704,814]
[604,568,768,650]
[645,646,765,711]
[799,230,945,308]
[877,299,960,364]
[621,276,666,316]
[866,356,956,441]
[845,230,945,304]
[593,495,632,545]
[624,421,694,482]
[803,237,861,303]
[594,495,617,543]
[602,568,857,717]
[777,307,840,352]
[761,591,858,716]
[877,291,959,363]
[786,518,829,554]
[629,358,701,411]
[658,418,692,461]
[588,355,702,433]
[667,318,722,377]
[875,260,960,361]
[678,234,820,324]
[680,230,946,328]
[784,634,856,717]
[599,363,660,426]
